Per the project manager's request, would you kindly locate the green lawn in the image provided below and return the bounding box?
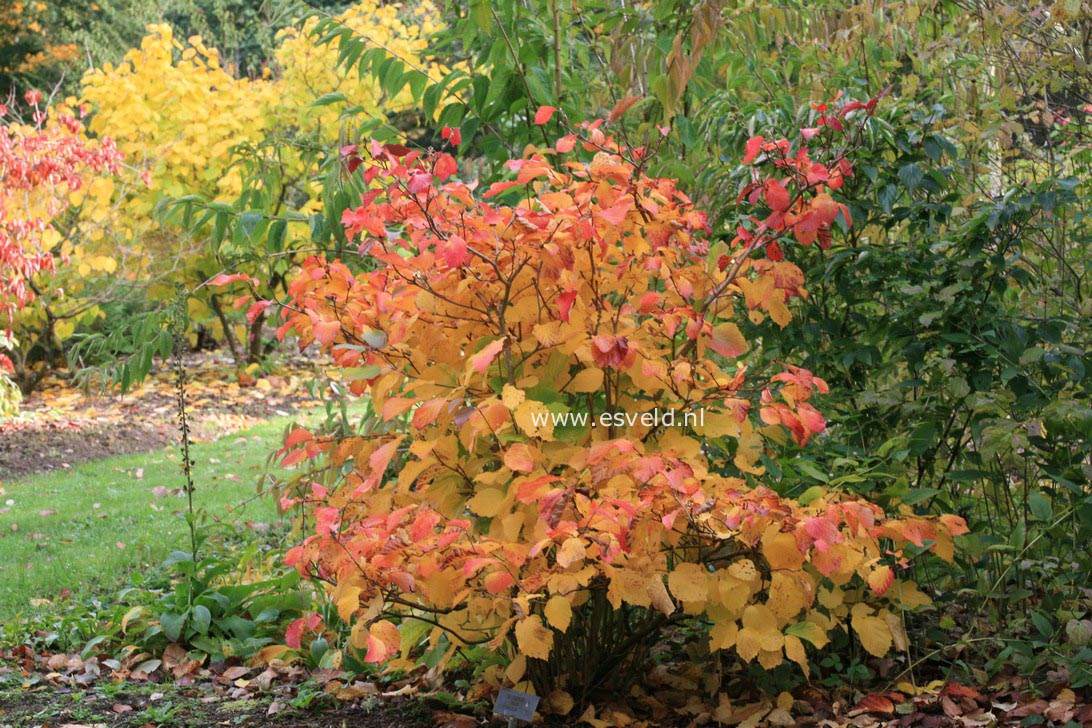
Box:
[0,418,296,620]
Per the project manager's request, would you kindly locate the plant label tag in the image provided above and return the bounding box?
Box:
[493,687,539,722]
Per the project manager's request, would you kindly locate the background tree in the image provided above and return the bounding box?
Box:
[0,93,122,399]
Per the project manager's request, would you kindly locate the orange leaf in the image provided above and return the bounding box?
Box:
[609,95,641,121]
[503,443,535,473]
[362,620,400,663]
[708,322,749,359]
[854,694,895,714]
[484,571,515,594]
[868,565,894,596]
[312,319,341,347]
[468,338,505,374]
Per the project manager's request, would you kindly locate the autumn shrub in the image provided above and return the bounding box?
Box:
[0,91,122,399]
[267,100,969,709]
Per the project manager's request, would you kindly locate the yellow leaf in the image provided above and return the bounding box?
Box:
[505,654,527,683]
[762,527,804,571]
[121,606,143,634]
[817,585,844,611]
[421,569,462,610]
[715,571,751,612]
[766,572,808,622]
[252,645,293,665]
[501,384,525,410]
[737,604,783,661]
[868,564,894,596]
[569,367,603,393]
[350,619,370,650]
[758,648,783,670]
[892,579,932,609]
[54,318,76,340]
[467,488,507,517]
[709,620,738,651]
[555,537,586,568]
[783,635,808,675]
[544,596,572,633]
[852,613,892,657]
[333,583,361,623]
[514,400,554,439]
[767,297,792,328]
[514,615,553,660]
[608,568,651,609]
[694,410,742,438]
[89,255,118,272]
[648,574,676,615]
[667,562,709,603]
[727,559,759,585]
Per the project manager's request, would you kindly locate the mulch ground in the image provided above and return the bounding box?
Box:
[0,350,329,481]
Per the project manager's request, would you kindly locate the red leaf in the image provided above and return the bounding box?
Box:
[412,398,447,429]
[434,153,458,180]
[516,475,562,502]
[207,273,256,288]
[407,172,433,194]
[764,179,791,212]
[557,289,578,322]
[441,126,462,146]
[438,234,469,268]
[246,300,274,325]
[534,105,556,125]
[743,135,764,164]
[342,202,387,237]
[284,427,313,449]
[596,200,631,226]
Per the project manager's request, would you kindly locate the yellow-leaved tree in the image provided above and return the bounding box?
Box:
[12,1,446,379]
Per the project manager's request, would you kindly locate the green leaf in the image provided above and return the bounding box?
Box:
[1030,610,1053,638]
[192,604,212,635]
[311,92,347,107]
[310,636,329,665]
[900,488,941,505]
[239,212,264,240]
[361,329,388,349]
[268,219,287,253]
[792,459,828,482]
[470,0,492,30]
[1028,491,1052,521]
[898,163,923,193]
[160,611,186,642]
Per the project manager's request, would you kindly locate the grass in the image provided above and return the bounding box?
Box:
[0,417,296,620]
